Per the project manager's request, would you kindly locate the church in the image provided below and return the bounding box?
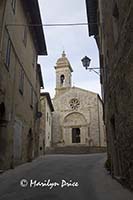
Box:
[52,51,106,151]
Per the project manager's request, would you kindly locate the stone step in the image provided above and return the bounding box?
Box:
[46,146,107,154]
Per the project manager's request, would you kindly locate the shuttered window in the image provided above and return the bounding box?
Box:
[11,0,16,13]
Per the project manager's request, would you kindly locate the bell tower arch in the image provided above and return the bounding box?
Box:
[55,51,73,97]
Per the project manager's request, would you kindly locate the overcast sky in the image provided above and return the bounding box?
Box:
[38,0,101,98]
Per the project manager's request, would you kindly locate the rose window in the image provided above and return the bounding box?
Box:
[69,98,80,110]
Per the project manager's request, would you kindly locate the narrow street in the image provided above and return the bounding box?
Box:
[0,153,132,200]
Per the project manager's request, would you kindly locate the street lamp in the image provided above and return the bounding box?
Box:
[81,56,91,70]
[81,56,100,76]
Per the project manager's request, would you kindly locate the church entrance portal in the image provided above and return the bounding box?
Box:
[63,112,87,145]
[72,128,80,143]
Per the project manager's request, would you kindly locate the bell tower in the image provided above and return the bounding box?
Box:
[55,51,73,97]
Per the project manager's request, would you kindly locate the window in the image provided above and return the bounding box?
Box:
[88,127,90,137]
[112,2,119,43]
[110,115,116,140]
[0,102,5,118]
[30,87,33,108]
[69,98,80,110]
[35,102,38,119]
[47,112,48,122]
[5,37,11,69]
[32,50,37,68]
[60,74,65,85]
[112,3,119,19]
[11,0,16,13]
[36,65,38,81]
[23,26,28,47]
[19,68,24,95]
[49,117,50,126]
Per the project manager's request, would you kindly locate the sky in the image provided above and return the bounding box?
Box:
[38,0,101,98]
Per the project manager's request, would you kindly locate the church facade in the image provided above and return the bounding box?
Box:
[52,52,106,149]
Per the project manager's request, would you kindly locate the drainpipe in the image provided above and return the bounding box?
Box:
[97,95,101,147]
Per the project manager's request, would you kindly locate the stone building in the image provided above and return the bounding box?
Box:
[39,92,54,155]
[86,0,133,189]
[52,51,106,152]
[0,0,47,169]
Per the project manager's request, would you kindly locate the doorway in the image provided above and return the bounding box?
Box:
[72,128,80,143]
[13,119,22,162]
[27,128,33,162]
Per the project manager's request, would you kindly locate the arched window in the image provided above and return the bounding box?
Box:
[60,74,65,85]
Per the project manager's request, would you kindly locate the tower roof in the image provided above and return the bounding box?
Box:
[55,51,73,72]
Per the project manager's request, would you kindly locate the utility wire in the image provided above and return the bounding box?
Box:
[6,22,98,27]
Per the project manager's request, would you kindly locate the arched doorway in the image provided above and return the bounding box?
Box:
[63,112,87,145]
[72,128,80,143]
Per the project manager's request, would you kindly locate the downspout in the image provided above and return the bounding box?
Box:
[97,95,101,147]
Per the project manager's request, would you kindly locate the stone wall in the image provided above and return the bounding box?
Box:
[0,0,43,169]
[98,0,133,189]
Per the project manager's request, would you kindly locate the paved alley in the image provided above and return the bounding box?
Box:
[0,153,132,200]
